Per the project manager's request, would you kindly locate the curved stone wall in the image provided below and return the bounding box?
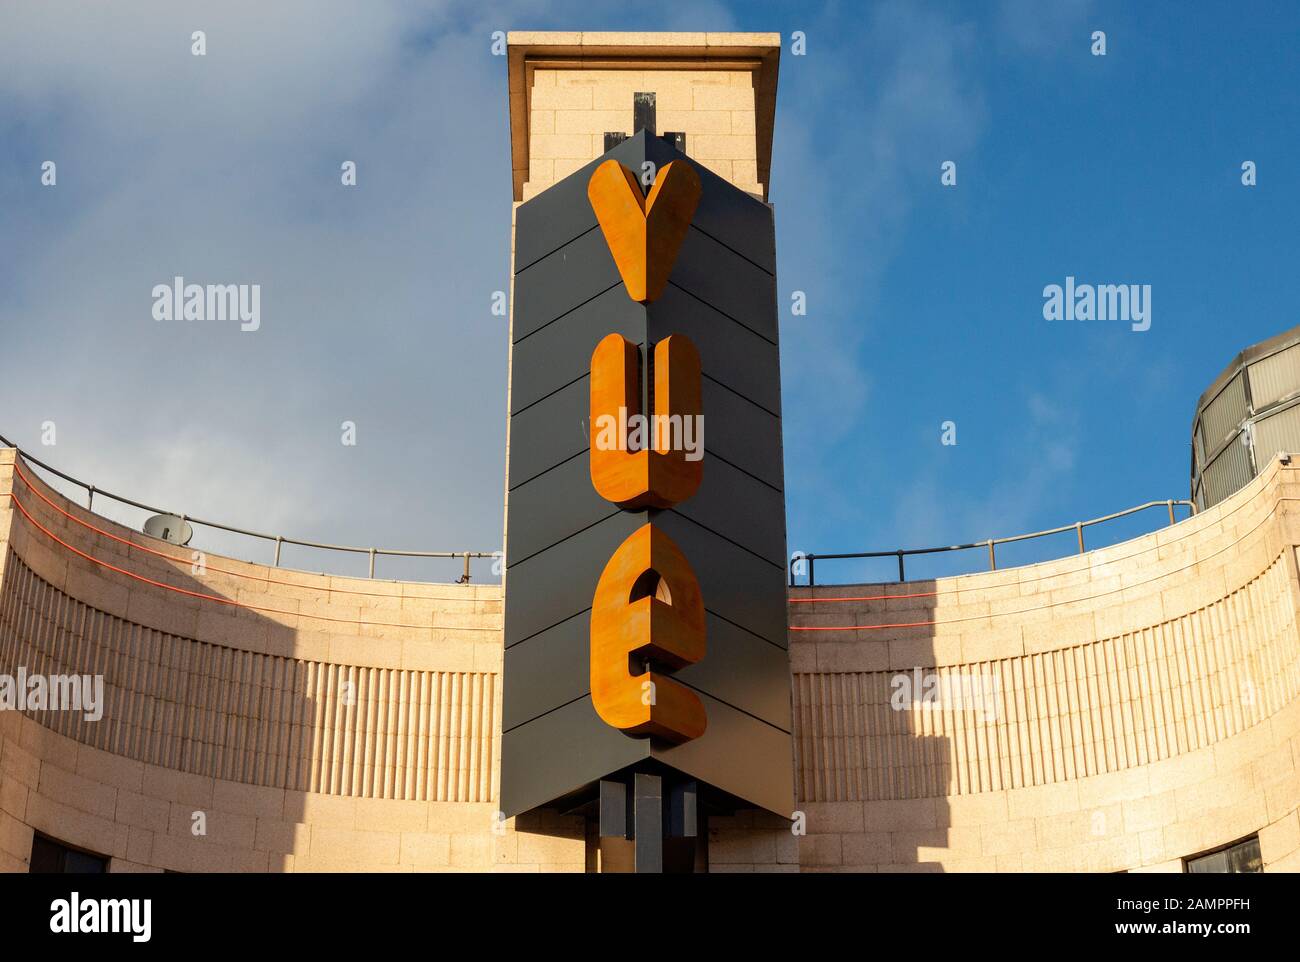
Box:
[7,439,1300,873]
[786,455,1300,872]
[0,554,499,802]
[0,448,584,872]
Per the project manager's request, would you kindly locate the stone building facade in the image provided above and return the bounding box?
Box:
[2,32,1296,873]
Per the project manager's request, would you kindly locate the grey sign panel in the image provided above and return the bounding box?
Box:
[502,693,792,819]
[504,510,643,647]
[501,697,649,817]
[502,615,590,732]
[506,378,589,490]
[671,455,786,566]
[508,369,781,494]
[514,135,650,272]
[512,229,623,342]
[677,615,792,729]
[641,133,776,274]
[504,607,791,734]
[656,691,795,817]
[505,451,618,567]
[511,288,645,415]
[502,131,792,819]
[699,380,784,491]
[505,505,784,652]
[654,511,786,647]
[651,283,781,411]
[670,229,779,342]
[509,402,784,568]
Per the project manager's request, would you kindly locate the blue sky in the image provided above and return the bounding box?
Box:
[2,1,1297,584]
[762,0,1300,581]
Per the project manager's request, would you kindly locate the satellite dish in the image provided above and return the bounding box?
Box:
[143,513,193,546]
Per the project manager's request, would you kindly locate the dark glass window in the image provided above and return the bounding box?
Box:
[29,833,108,874]
[1185,836,1262,873]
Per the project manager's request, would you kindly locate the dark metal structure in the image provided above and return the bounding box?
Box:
[500,132,793,867]
[1192,324,1300,510]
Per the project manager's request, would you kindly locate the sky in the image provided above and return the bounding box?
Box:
[1,1,1297,585]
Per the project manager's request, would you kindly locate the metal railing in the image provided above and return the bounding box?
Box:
[0,433,497,582]
[791,498,1197,587]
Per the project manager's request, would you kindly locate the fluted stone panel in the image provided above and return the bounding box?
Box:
[0,555,498,801]
[793,554,1299,802]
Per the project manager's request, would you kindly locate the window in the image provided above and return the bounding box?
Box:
[1185,836,1262,874]
[29,833,108,873]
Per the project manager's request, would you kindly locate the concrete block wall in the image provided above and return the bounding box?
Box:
[0,448,584,872]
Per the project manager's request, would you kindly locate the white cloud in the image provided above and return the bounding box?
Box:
[0,1,527,576]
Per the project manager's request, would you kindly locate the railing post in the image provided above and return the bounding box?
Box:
[462,552,472,584]
[368,548,376,579]
[987,539,996,571]
[273,536,282,567]
[808,556,815,588]
[1167,499,1175,525]
[86,484,95,511]
[897,550,905,582]
[1075,522,1085,554]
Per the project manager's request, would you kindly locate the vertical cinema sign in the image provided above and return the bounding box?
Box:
[588,157,707,743]
[501,130,794,822]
